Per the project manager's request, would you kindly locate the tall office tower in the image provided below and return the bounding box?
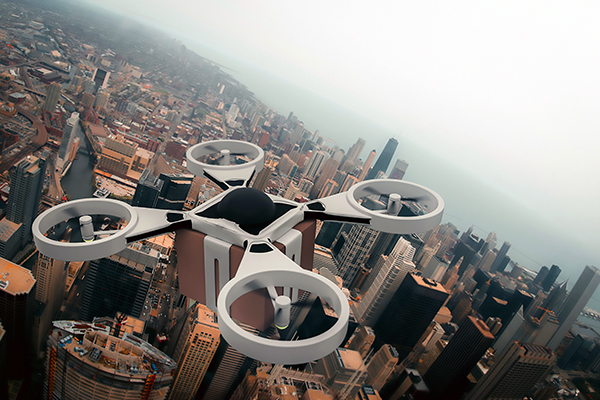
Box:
[315,221,344,248]
[91,67,110,93]
[363,235,410,290]
[45,323,176,400]
[0,219,23,261]
[93,89,110,111]
[310,158,340,198]
[340,174,359,192]
[251,166,272,192]
[0,258,36,378]
[313,348,368,398]
[43,82,61,112]
[318,179,339,198]
[348,326,376,358]
[489,241,511,273]
[168,304,220,400]
[541,264,561,292]
[156,173,193,210]
[80,243,158,321]
[304,150,329,180]
[57,112,80,171]
[347,137,366,164]
[68,75,82,92]
[335,225,380,287]
[226,103,239,126]
[355,238,416,327]
[420,256,448,281]
[423,316,495,400]
[478,231,497,256]
[197,323,262,400]
[132,169,164,207]
[548,265,600,349]
[557,333,595,370]
[449,237,482,277]
[357,150,377,181]
[388,159,409,180]
[7,155,46,248]
[366,138,398,180]
[32,252,66,359]
[477,249,497,272]
[81,92,95,108]
[366,344,399,391]
[533,266,550,286]
[540,280,568,315]
[373,273,449,361]
[464,342,555,400]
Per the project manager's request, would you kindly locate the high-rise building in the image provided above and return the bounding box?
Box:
[464,342,555,400]
[366,344,399,391]
[251,166,272,192]
[357,150,377,181]
[388,159,409,180]
[80,243,158,321]
[0,219,23,261]
[313,348,368,399]
[310,158,339,198]
[91,67,110,93]
[131,169,164,208]
[335,225,380,287]
[0,321,7,399]
[45,322,176,399]
[156,173,193,210]
[541,264,561,292]
[0,258,36,378]
[304,150,329,180]
[355,238,415,327]
[94,89,110,111]
[373,273,449,361]
[548,265,600,349]
[7,155,46,248]
[423,316,495,400]
[366,138,398,180]
[57,112,80,171]
[31,252,66,359]
[197,323,261,400]
[533,266,550,287]
[348,326,376,358]
[489,241,511,273]
[168,304,220,400]
[43,82,61,113]
[347,138,366,164]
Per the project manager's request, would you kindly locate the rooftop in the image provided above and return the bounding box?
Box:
[412,273,448,294]
[0,257,36,295]
[0,218,21,241]
[335,348,366,371]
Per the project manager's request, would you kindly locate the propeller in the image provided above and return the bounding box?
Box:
[216,240,349,364]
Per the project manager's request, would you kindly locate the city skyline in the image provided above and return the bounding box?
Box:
[2,1,600,397]
[81,0,600,291]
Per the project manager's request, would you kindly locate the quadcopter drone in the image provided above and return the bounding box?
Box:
[32,140,444,364]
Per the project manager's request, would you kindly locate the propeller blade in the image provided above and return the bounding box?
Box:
[203,144,220,153]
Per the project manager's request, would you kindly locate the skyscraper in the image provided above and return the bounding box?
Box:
[423,316,495,400]
[313,348,368,398]
[357,150,377,181]
[366,138,398,180]
[32,252,66,359]
[310,158,340,198]
[388,159,409,180]
[355,238,416,327]
[373,272,449,361]
[335,225,380,287]
[0,258,36,378]
[43,82,61,113]
[489,241,511,273]
[464,342,555,400]
[57,112,80,171]
[347,137,366,164]
[548,265,600,349]
[93,89,110,111]
[7,155,46,248]
[168,304,220,400]
[131,169,164,208]
[91,67,110,93]
[304,150,329,180]
[45,322,176,399]
[80,243,158,321]
[348,326,376,358]
[366,344,399,391]
[541,264,562,292]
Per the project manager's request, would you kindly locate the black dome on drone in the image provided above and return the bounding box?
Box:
[218,187,276,226]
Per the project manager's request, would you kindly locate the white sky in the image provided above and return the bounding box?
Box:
[85,0,600,271]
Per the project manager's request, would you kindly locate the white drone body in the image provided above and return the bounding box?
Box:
[32,140,444,364]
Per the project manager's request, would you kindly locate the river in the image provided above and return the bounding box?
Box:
[60,127,95,200]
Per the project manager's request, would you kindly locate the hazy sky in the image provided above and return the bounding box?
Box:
[83,1,600,275]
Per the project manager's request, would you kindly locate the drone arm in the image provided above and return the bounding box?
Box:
[124,208,192,243]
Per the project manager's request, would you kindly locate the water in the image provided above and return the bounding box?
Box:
[60,129,95,200]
